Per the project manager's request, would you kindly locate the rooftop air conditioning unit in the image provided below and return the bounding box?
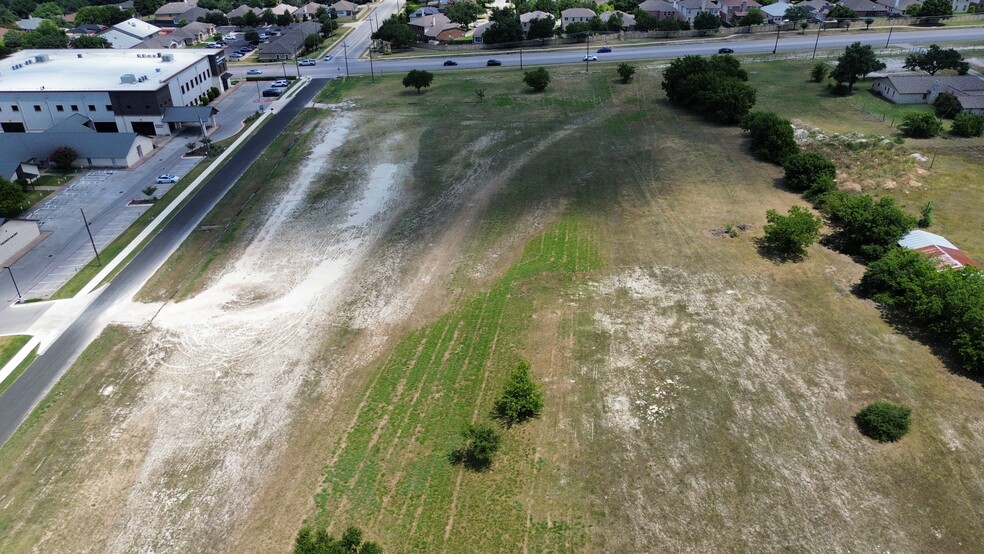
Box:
[161,53,174,62]
[121,73,136,84]
[77,53,83,58]
[34,54,49,63]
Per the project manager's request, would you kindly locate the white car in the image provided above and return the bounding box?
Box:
[156,174,178,184]
[324,54,333,61]
[247,68,262,75]
[583,55,598,61]
[272,79,289,87]
[298,59,316,66]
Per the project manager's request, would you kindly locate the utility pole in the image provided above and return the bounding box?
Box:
[885,25,893,48]
[585,33,590,73]
[520,48,523,70]
[812,21,822,59]
[293,41,300,76]
[368,44,375,83]
[773,22,781,54]
[4,266,21,302]
[342,42,349,77]
[80,208,101,265]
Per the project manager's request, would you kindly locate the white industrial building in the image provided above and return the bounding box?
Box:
[0,49,229,137]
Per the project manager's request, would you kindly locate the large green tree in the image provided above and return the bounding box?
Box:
[784,4,810,21]
[692,10,721,33]
[740,111,799,164]
[523,67,551,92]
[402,69,434,93]
[903,44,969,75]
[483,7,523,43]
[372,15,417,49]
[915,0,952,19]
[72,35,112,48]
[525,15,555,39]
[447,0,483,27]
[830,41,885,93]
[74,5,132,25]
[827,4,856,19]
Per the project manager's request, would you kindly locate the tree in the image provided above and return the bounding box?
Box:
[692,10,721,33]
[447,0,483,28]
[915,0,952,20]
[740,111,799,165]
[31,1,62,19]
[523,67,551,92]
[951,113,984,137]
[855,401,911,442]
[905,2,923,15]
[830,41,885,93]
[134,0,165,15]
[0,178,28,218]
[449,422,502,471]
[810,61,828,82]
[918,200,934,228]
[605,12,624,31]
[899,112,943,138]
[244,29,260,43]
[827,4,856,19]
[72,35,112,48]
[484,7,523,43]
[340,527,363,551]
[49,146,77,170]
[696,77,757,124]
[402,69,434,93]
[616,62,635,83]
[201,11,228,25]
[762,206,822,258]
[373,15,418,49]
[526,15,555,39]
[783,152,837,192]
[8,0,37,18]
[736,7,764,25]
[276,12,293,26]
[933,91,962,118]
[564,21,591,36]
[74,5,132,25]
[293,525,379,554]
[492,361,544,426]
[903,44,969,75]
[827,194,916,258]
[304,32,321,51]
[864,17,874,29]
[261,8,276,24]
[784,4,810,21]
[321,19,338,36]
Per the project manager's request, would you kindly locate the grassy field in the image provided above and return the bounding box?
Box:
[1,56,983,553]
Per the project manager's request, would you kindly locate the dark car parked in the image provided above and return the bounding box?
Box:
[262,88,283,97]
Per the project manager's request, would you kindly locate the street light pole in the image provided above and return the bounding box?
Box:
[520,48,523,70]
[80,208,101,265]
[885,25,893,48]
[4,266,21,302]
[342,42,349,77]
[812,21,822,59]
[585,33,590,72]
[293,41,300,76]
[368,44,375,83]
[773,22,781,54]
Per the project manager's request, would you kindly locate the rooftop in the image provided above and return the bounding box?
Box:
[0,49,216,93]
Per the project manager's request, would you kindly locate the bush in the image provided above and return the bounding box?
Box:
[783,152,837,192]
[523,67,551,92]
[0,178,29,218]
[899,112,943,138]
[616,62,635,84]
[740,111,799,165]
[293,525,379,554]
[951,113,984,137]
[49,146,78,170]
[918,200,933,228]
[762,205,822,258]
[449,422,501,471]
[933,92,962,119]
[855,401,911,442]
[492,361,544,426]
[810,62,828,82]
[827,193,916,259]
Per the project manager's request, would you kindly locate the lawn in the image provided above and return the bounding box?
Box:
[1,58,983,553]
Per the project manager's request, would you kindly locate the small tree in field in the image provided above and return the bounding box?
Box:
[740,111,799,165]
[830,41,885,93]
[762,205,822,259]
[951,113,984,137]
[783,152,837,192]
[449,422,501,471]
[855,401,911,442]
[899,112,943,138]
[523,67,551,92]
[402,69,434,94]
[810,62,828,82]
[49,146,78,170]
[617,62,635,84]
[493,361,544,427]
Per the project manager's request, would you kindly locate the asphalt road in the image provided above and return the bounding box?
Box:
[0,79,329,449]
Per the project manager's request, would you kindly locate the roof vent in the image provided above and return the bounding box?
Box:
[121,73,136,84]
[161,53,174,62]
[77,53,83,58]
[155,67,161,72]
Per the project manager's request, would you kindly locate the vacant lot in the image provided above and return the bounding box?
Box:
[1,59,983,553]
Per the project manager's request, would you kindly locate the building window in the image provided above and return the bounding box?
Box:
[56,105,65,112]
[34,105,42,112]
[88,104,96,111]
[12,105,19,112]
[106,105,112,111]
[71,105,79,112]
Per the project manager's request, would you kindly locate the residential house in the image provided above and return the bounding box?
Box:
[227,5,261,18]
[898,230,979,269]
[408,13,465,42]
[872,74,984,105]
[471,21,490,43]
[294,2,326,19]
[154,1,200,25]
[16,17,46,30]
[256,21,322,61]
[330,0,360,17]
[269,4,299,16]
[637,0,681,20]
[168,6,219,25]
[952,0,972,12]
[760,1,793,22]
[836,0,888,16]
[520,10,554,33]
[675,0,722,22]
[67,24,107,38]
[601,9,637,29]
[719,0,762,22]
[560,7,597,28]
[875,0,921,14]
[410,6,440,17]
[137,20,216,48]
[798,0,833,20]
[99,17,162,48]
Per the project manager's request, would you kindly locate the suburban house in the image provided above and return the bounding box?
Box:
[675,0,722,22]
[294,2,326,19]
[471,21,490,43]
[16,17,45,30]
[875,0,921,13]
[409,6,440,18]
[760,1,793,22]
[798,0,833,19]
[952,0,972,12]
[601,9,637,29]
[872,74,984,109]
[137,21,216,48]
[227,5,261,18]
[898,230,979,270]
[837,0,889,16]
[66,24,107,38]
[637,0,682,20]
[520,10,554,33]
[560,8,597,28]
[719,0,763,22]
[98,18,162,48]
[256,21,322,61]
[153,1,200,25]
[330,0,360,17]
[269,4,299,16]
[408,14,465,42]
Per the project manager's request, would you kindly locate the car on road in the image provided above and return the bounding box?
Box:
[324,54,333,61]
[247,68,262,75]
[299,59,316,66]
[486,59,502,66]
[229,53,243,60]
[262,88,283,97]
[597,47,612,53]
[718,47,734,54]
[156,174,178,184]
[272,79,289,87]
[443,60,458,66]
[583,55,598,61]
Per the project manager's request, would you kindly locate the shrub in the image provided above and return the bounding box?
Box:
[783,152,837,192]
[662,55,755,123]
[293,524,378,554]
[827,193,916,259]
[807,175,838,199]
[933,92,962,118]
[492,361,544,426]
[740,111,799,165]
[810,62,828,82]
[918,200,933,228]
[951,113,984,137]
[449,422,501,471]
[523,67,551,92]
[899,112,943,138]
[855,401,911,442]
[49,146,78,170]
[762,205,822,258]
[616,62,635,84]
